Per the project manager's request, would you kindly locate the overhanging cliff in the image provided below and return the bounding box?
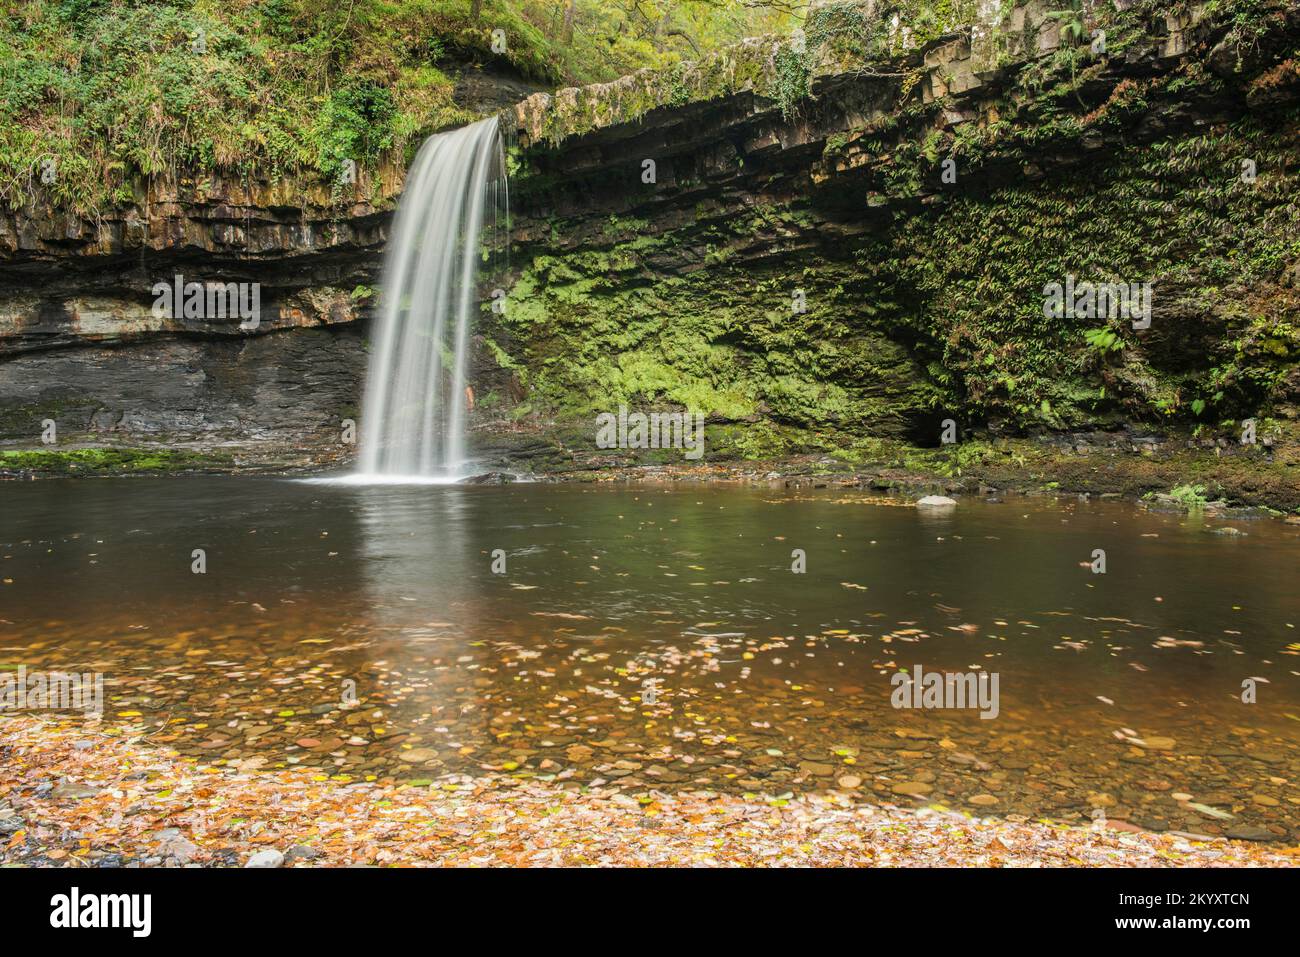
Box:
[488,0,1300,460]
[2,0,1299,488]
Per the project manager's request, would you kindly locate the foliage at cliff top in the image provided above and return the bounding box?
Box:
[0,0,797,214]
[516,0,987,145]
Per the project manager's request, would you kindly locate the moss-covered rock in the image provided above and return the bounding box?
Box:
[488,0,1300,471]
[0,447,234,476]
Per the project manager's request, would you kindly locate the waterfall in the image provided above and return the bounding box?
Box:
[356,116,507,480]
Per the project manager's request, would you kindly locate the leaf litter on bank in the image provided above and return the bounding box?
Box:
[1,715,1295,868]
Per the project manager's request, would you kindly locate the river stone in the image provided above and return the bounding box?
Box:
[892,781,933,796]
[52,782,99,800]
[159,835,200,864]
[969,794,999,806]
[245,849,285,868]
[915,496,957,507]
[398,748,438,762]
[1225,825,1277,841]
[1133,816,1170,832]
[1247,751,1284,764]
[798,761,835,776]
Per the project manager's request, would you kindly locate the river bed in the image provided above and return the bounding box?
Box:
[1,478,1296,840]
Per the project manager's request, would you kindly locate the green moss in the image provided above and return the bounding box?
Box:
[0,448,233,474]
[486,201,945,444]
[502,8,1300,454]
[772,42,813,120]
[875,109,1300,427]
[1166,483,1211,508]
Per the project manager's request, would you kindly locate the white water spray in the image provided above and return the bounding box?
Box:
[356,116,507,480]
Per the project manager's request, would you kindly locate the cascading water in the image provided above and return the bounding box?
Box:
[356,116,507,480]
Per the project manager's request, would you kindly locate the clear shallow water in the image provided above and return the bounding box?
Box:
[1,478,1297,838]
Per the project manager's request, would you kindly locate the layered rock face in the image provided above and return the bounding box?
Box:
[0,59,541,466]
[0,142,393,462]
[490,0,1300,463]
[2,1,1299,475]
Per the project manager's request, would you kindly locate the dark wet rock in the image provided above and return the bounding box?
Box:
[1133,817,1170,832]
[461,471,516,485]
[1225,825,1279,841]
[1247,751,1285,764]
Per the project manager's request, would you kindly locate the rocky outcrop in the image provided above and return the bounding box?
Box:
[0,57,545,461]
[0,172,388,456]
[2,0,1299,488]
[483,0,1300,463]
